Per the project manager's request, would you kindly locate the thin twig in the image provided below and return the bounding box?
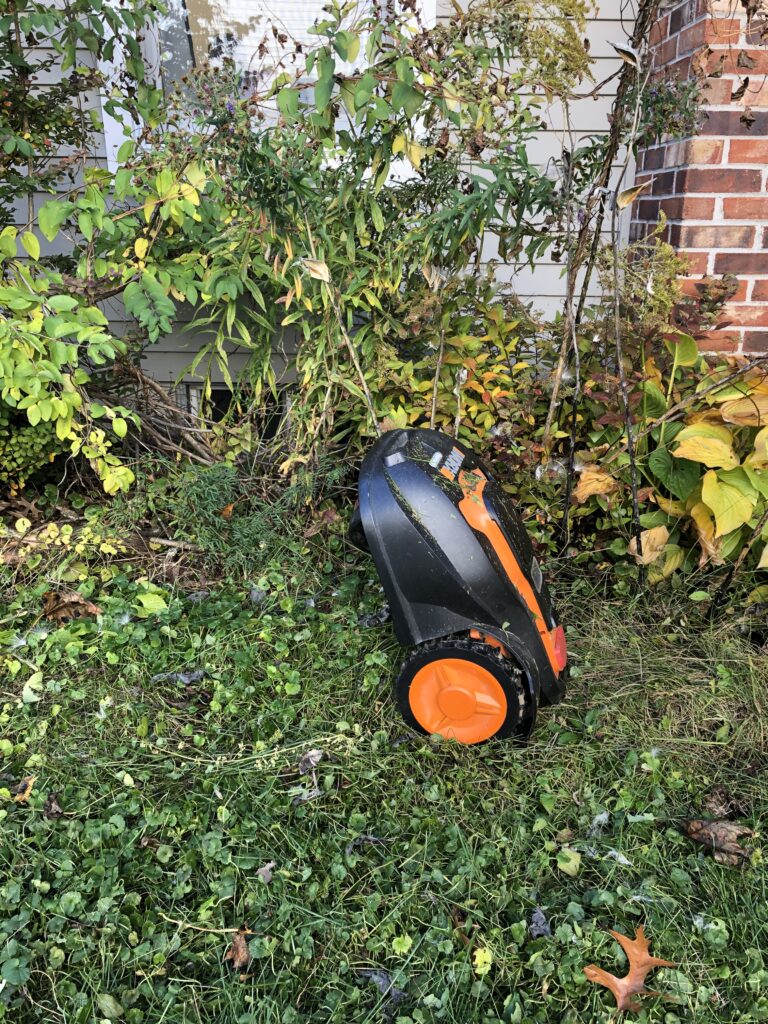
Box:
[159,913,253,936]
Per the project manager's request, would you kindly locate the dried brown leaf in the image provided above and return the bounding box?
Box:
[572,466,618,504]
[224,928,252,971]
[702,784,747,820]
[584,926,675,1012]
[43,590,102,624]
[683,818,753,865]
[43,792,63,819]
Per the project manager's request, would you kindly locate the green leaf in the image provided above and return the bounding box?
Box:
[392,81,423,119]
[333,30,360,63]
[96,993,124,1019]
[1,957,31,986]
[314,56,335,112]
[22,670,43,704]
[78,211,94,241]
[38,200,72,242]
[701,468,756,537]
[354,72,377,110]
[47,294,79,312]
[648,446,700,501]
[136,591,168,615]
[556,847,581,877]
[21,231,40,260]
[0,225,17,258]
[112,416,127,438]
[638,380,667,420]
[277,87,299,121]
[117,139,135,162]
[664,330,699,367]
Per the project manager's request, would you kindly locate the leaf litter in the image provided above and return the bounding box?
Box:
[683,818,754,866]
[584,926,675,1012]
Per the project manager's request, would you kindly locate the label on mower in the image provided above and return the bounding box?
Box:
[439,446,465,481]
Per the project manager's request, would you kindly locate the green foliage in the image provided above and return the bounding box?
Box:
[0,226,138,493]
[3,0,594,484]
[0,0,162,224]
[1,485,767,1022]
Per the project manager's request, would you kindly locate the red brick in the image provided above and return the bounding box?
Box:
[702,77,733,104]
[678,17,742,55]
[730,138,768,163]
[724,304,768,327]
[702,109,768,134]
[723,197,768,219]
[712,50,768,76]
[696,330,741,352]
[715,252,765,274]
[659,196,716,219]
[649,14,669,46]
[668,224,755,247]
[751,280,768,302]
[643,146,667,170]
[656,35,679,66]
[676,167,762,192]
[651,170,677,195]
[704,18,743,45]
[664,138,724,166]
[742,331,768,353]
[679,251,711,274]
[636,198,660,221]
[659,55,693,81]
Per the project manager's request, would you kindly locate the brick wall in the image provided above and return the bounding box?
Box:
[632,0,768,353]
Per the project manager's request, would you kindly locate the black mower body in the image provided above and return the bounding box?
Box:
[353,428,567,708]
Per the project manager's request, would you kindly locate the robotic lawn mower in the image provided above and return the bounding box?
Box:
[351,428,567,744]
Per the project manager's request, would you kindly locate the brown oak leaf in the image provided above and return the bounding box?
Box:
[223,928,252,972]
[43,590,102,624]
[584,927,674,1012]
[683,818,753,866]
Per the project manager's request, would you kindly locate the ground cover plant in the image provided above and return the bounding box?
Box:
[1,468,768,1023]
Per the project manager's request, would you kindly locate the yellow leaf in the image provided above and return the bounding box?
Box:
[662,544,685,577]
[758,544,768,570]
[655,494,686,516]
[178,182,200,206]
[302,258,330,283]
[405,139,429,169]
[720,393,768,427]
[690,500,723,566]
[572,466,618,503]
[617,181,650,209]
[673,436,738,469]
[134,237,149,260]
[701,470,755,537]
[746,425,768,471]
[628,525,669,565]
[676,422,734,445]
[185,161,206,189]
[392,133,407,155]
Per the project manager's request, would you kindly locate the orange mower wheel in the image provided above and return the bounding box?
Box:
[394,636,533,744]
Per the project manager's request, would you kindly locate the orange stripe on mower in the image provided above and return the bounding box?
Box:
[457,469,566,676]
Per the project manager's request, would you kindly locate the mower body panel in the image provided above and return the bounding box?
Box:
[355,428,566,706]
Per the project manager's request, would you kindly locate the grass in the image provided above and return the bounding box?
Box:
[1,470,768,1023]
